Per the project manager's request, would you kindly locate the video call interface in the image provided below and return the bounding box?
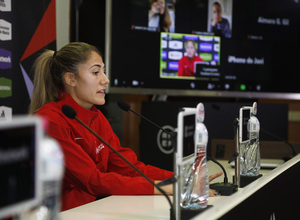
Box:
[110,0,300,94]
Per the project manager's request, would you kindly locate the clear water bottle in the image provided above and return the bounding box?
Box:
[240,115,261,176]
[180,103,209,209]
[36,137,64,220]
[19,136,64,220]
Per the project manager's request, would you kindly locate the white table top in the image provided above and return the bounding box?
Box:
[60,195,171,220]
[60,156,296,220]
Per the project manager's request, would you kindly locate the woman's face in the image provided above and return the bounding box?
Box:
[186,41,196,58]
[157,0,166,14]
[213,4,222,21]
[71,51,109,109]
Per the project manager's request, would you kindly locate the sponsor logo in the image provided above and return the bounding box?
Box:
[96,143,105,154]
[200,36,214,42]
[0,48,12,69]
[0,77,12,98]
[0,0,11,12]
[199,53,213,62]
[168,62,179,70]
[157,125,175,154]
[160,61,167,69]
[184,35,198,41]
[168,51,182,60]
[0,105,12,121]
[169,40,183,50]
[214,43,220,52]
[199,43,213,52]
[0,19,12,41]
[161,40,167,48]
[161,50,167,59]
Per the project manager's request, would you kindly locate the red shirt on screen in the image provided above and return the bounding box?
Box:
[178,55,203,77]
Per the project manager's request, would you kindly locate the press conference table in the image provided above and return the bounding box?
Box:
[60,155,299,220]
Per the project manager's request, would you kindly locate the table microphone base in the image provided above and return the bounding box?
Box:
[181,205,213,220]
[240,174,263,187]
[209,182,238,196]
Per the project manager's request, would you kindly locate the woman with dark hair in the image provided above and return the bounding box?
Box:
[210,2,231,38]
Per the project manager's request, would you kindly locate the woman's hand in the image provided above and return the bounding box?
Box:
[154,172,223,196]
[209,172,223,197]
[149,2,159,17]
[209,172,223,182]
[154,180,173,195]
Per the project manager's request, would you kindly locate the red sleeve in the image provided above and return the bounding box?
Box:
[107,134,173,180]
[102,117,173,181]
[178,57,184,76]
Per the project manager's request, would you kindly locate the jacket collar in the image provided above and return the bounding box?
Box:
[58,90,99,126]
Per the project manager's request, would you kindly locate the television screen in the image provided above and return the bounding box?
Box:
[160,32,221,79]
[105,0,300,99]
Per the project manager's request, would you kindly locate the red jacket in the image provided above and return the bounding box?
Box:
[36,91,173,211]
[178,55,203,77]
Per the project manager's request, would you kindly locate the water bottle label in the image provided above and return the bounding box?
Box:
[248,116,260,133]
[195,123,208,146]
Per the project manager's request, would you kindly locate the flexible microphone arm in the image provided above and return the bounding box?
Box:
[61,105,175,220]
[207,156,228,184]
[117,100,177,187]
[117,101,172,135]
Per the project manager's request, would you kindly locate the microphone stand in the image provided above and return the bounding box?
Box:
[65,110,175,220]
[234,118,240,188]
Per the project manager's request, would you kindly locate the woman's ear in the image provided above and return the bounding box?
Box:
[64,72,76,87]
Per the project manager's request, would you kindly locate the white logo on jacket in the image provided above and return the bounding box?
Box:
[96,143,105,154]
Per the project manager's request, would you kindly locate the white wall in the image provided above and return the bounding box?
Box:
[56,0,70,50]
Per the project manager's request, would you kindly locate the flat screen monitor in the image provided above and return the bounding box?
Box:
[160,32,221,79]
[105,0,300,99]
[0,116,42,218]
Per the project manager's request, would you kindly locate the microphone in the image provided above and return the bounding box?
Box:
[61,105,175,220]
[117,101,172,135]
[211,103,298,159]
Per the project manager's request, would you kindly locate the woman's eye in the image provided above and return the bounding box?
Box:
[93,71,99,75]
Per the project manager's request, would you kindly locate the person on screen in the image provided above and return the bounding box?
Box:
[178,40,204,77]
[148,0,172,32]
[29,42,222,211]
[209,2,231,38]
